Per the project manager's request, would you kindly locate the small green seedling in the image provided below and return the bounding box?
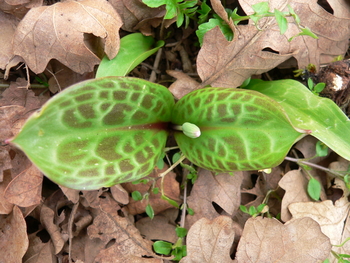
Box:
[153,226,188,261]
[323,237,350,263]
[307,78,326,96]
[142,0,198,27]
[240,204,268,218]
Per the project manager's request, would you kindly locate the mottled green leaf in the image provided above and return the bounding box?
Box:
[10,77,174,190]
[172,88,304,172]
[245,79,350,162]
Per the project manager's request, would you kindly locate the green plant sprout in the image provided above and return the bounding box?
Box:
[323,237,350,263]
[196,1,318,45]
[307,77,326,96]
[240,204,268,218]
[153,226,188,261]
[142,0,198,28]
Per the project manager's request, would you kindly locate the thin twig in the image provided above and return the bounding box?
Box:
[149,48,163,83]
[284,156,344,176]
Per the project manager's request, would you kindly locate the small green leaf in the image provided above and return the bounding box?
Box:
[288,5,300,24]
[96,33,164,78]
[131,191,143,201]
[299,27,319,39]
[307,177,321,201]
[152,187,159,194]
[153,240,173,255]
[187,207,194,215]
[196,17,233,46]
[172,245,187,261]
[240,205,248,214]
[146,204,155,219]
[172,152,182,163]
[249,206,257,215]
[252,2,269,14]
[257,203,266,213]
[175,227,188,238]
[161,194,179,208]
[197,0,211,24]
[307,78,314,90]
[313,83,326,93]
[274,9,288,35]
[315,141,328,157]
[156,152,166,169]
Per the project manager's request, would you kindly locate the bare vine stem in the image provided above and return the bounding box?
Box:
[284,156,346,177]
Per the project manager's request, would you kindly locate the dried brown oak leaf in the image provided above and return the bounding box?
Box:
[197,0,350,88]
[180,216,235,263]
[0,10,19,70]
[109,0,166,35]
[289,198,350,261]
[235,217,331,263]
[0,206,29,263]
[12,0,122,74]
[4,164,43,207]
[88,193,162,262]
[278,169,313,222]
[186,169,243,229]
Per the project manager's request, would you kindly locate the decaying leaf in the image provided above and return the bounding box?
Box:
[278,169,313,222]
[12,0,122,74]
[0,10,18,70]
[197,0,350,88]
[0,206,29,263]
[235,217,331,262]
[289,198,350,261]
[109,0,166,35]
[4,164,42,207]
[0,172,14,214]
[88,193,162,262]
[135,209,178,243]
[186,169,243,228]
[180,216,235,263]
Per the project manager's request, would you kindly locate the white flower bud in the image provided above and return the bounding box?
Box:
[182,122,201,138]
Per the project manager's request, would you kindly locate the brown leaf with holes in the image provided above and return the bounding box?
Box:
[278,169,313,222]
[186,169,243,228]
[180,216,235,263]
[12,0,122,74]
[88,193,162,262]
[235,217,331,263]
[197,0,350,88]
[0,206,29,263]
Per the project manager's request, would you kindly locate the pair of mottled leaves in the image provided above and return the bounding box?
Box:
[10,77,350,190]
